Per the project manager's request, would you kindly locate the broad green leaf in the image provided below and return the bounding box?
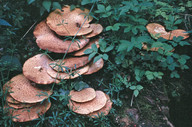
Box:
[102,54,108,60]
[97,4,105,11]
[93,55,102,63]
[91,43,98,52]
[137,85,143,90]
[88,52,97,61]
[52,2,61,10]
[84,48,93,54]
[130,86,136,90]
[134,90,139,97]
[74,81,89,91]
[0,19,12,26]
[42,0,51,12]
[105,45,114,52]
[27,0,35,5]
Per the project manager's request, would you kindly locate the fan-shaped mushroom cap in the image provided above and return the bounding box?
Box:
[69,88,96,103]
[33,21,90,53]
[47,65,89,80]
[7,102,36,109]
[84,24,103,38]
[68,90,107,115]
[88,94,112,118]
[5,74,52,103]
[146,23,168,39]
[6,99,51,122]
[23,54,60,84]
[72,38,100,56]
[167,29,189,40]
[6,94,20,104]
[49,55,90,72]
[46,6,93,36]
[142,43,175,52]
[84,58,104,75]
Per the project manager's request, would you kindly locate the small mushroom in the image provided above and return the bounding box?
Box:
[47,65,89,80]
[4,74,52,103]
[72,38,100,56]
[46,6,93,36]
[5,99,51,122]
[49,55,90,72]
[23,54,60,84]
[83,58,104,75]
[68,90,107,115]
[69,88,96,103]
[33,21,90,53]
[88,94,112,118]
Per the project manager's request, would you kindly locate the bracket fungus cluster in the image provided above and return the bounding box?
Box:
[68,88,112,118]
[3,5,105,122]
[143,23,189,51]
[3,74,51,122]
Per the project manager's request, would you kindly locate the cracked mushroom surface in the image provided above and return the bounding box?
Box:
[5,99,51,122]
[49,55,90,72]
[69,88,96,103]
[33,21,90,53]
[23,54,60,84]
[46,6,93,36]
[4,74,53,103]
[68,90,107,115]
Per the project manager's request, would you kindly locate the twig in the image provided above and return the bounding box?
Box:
[20,21,37,40]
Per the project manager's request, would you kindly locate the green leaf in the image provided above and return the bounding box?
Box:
[52,2,61,10]
[134,90,139,97]
[42,0,51,12]
[93,55,102,63]
[84,48,93,54]
[130,86,136,90]
[70,4,76,11]
[27,0,35,5]
[97,4,105,11]
[102,54,108,60]
[105,45,114,52]
[74,81,89,91]
[0,19,12,26]
[137,85,143,90]
[91,43,98,52]
[88,52,97,61]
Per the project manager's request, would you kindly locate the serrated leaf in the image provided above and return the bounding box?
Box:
[93,55,102,63]
[42,0,51,12]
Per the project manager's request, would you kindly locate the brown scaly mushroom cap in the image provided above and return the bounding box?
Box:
[72,38,100,56]
[142,43,175,52]
[88,94,112,118]
[46,6,93,36]
[6,94,20,104]
[33,21,90,53]
[83,58,104,75]
[146,23,189,40]
[69,88,96,103]
[4,74,53,103]
[84,24,103,38]
[68,90,107,115]
[47,64,89,80]
[23,54,60,84]
[5,99,51,122]
[49,55,90,72]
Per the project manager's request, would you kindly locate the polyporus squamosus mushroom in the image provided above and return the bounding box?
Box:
[49,55,90,72]
[23,54,60,85]
[146,23,189,40]
[5,99,51,122]
[46,6,93,36]
[33,21,90,53]
[69,88,96,103]
[68,90,107,115]
[3,74,52,103]
[88,94,113,118]
[83,24,103,38]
